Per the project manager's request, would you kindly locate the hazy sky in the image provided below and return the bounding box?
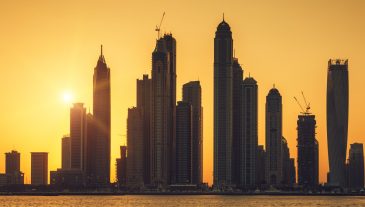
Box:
[0,0,364,184]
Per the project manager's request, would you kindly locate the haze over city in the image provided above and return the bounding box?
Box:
[1,0,365,186]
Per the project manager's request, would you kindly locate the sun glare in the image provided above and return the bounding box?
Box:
[62,91,74,104]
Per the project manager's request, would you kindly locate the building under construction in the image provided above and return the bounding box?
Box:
[297,114,319,188]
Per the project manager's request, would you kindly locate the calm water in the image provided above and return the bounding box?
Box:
[0,195,365,207]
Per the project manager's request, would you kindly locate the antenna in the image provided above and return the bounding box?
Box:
[155,12,165,39]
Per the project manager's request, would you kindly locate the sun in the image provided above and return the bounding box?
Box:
[62,91,74,104]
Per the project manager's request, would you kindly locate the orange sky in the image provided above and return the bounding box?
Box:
[0,0,364,185]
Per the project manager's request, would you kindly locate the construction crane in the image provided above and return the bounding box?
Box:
[294,91,311,115]
[155,12,165,39]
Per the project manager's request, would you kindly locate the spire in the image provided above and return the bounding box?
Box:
[223,13,225,21]
[97,44,106,64]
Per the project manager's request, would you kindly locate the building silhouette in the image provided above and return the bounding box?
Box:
[5,150,24,185]
[70,103,87,171]
[92,45,111,185]
[297,114,319,188]
[85,113,96,183]
[31,152,48,185]
[163,34,177,185]
[214,18,233,187]
[176,101,193,184]
[265,87,283,186]
[182,81,203,185]
[348,143,364,189]
[256,145,266,187]
[289,158,296,185]
[239,77,258,188]
[137,74,152,185]
[281,137,291,186]
[326,59,349,187]
[232,58,244,185]
[61,136,71,169]
[126,108,144,188]
[116,146,127,186]
[151,34,176,187]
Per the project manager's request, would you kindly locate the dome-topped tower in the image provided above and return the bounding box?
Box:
[215,15,232,37]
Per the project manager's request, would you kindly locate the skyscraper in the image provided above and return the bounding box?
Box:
[289,158,296,185]
[281,137,291,186]
[182,81,203,184]
[297,114,319,188]
[256,145,266,187]
[126,108,144,188]
[232,58,243,185]
[137,74,152,185]
[348,143,364,189]
[116,146,127,186]
[151,35,176,186]
[70,103,87,171]
[163,34,177,185]
[31,152,48,185]
[61,136,71,169]
[93,45,111,184]
[327,59,349,187]
[214,18,233,187]
[176,101,193,184]
[85,113,96,183]
[5,150,24,185]
[265,87,282,186]
[240,77,258,188]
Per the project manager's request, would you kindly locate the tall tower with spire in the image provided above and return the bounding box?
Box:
[92,45,111,185]
[151,35,176,187]
[214,17,233,187]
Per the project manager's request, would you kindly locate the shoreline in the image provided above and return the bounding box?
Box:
[0,192,365,196]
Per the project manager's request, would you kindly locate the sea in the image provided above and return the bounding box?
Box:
[0,195,364,207]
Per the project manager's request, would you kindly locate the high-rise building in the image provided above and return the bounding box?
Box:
[214,18,233,187]
[289,158,296,185]
[85,113,96,183]
[126,108,144,188]
[232,58,243,185]
[265,87,282,186]
[326,59,349,187]
[240,77,258,188]
[348,143,364,189]
[151,35,176,187]
[93,45,111,185]
[182,81,203,184]
[176,101,192,184]
[297,114,319,188]
[61,136,71,169]
[256,145,266,186]
[281,137,291,186]
[5,150,24,185]
[116,146,127,186]
[5,151,20,174]
[137,74,152,185]
[163,34,177,185]
[31,152,48,185]
[70,103,87,171]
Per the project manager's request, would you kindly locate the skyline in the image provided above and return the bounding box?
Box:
[1,0,365,185]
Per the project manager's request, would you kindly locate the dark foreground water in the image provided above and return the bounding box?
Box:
[0,195,365,207]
